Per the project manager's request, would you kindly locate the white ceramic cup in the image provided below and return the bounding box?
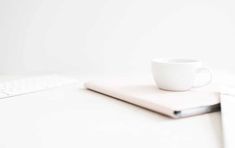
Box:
[151,58,212,91]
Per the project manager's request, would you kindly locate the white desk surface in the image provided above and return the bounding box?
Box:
[0,75,225,148]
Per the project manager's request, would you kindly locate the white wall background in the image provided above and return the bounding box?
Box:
[0,0,235,75]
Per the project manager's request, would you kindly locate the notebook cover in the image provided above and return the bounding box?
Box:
[84,79,220,118]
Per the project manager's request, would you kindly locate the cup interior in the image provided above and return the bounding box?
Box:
[168,59,198,63]
[152,58,200,64]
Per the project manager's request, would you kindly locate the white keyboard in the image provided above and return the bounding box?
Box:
[0,75,79,99]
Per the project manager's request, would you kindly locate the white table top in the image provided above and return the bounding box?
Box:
[0,75,224,148]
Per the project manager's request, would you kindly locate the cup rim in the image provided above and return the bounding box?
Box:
[152,58,201,64]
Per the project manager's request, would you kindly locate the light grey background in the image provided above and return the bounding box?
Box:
[0,0,235,75]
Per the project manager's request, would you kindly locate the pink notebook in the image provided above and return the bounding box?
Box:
[84,79,220,118]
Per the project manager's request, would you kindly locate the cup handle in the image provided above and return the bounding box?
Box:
[193,67,212,88]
